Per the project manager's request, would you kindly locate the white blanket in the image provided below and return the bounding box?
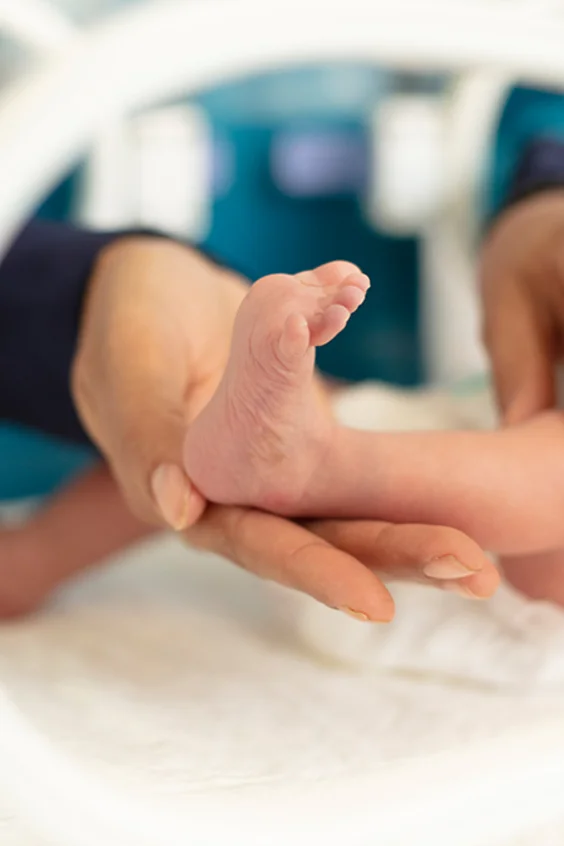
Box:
[1,379,564,846]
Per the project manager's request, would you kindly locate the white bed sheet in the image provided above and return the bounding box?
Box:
[0,535,562,846]
[0,380,563,846]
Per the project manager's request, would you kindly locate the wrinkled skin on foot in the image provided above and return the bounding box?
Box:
[184,262,369,512]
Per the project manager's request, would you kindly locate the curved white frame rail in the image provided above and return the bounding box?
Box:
[0,0,74,55]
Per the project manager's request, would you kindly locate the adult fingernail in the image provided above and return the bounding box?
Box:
[151,463,192,531]
[423,555,477,580]
[338,606,372,622]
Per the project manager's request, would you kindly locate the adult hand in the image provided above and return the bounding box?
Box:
[73,236,247,529]
[184,505,498,621]
[480,190,564,424]
[71,239,498,622]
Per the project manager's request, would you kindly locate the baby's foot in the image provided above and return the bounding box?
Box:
[183,261,369,512]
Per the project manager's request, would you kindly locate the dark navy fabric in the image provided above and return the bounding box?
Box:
[504,137,564,208]
[0,221,133,446]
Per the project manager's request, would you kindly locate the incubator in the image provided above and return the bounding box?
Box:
[3,2,564,845]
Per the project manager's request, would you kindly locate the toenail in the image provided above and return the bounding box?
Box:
[423,555,477,580]
[151,463,192,531]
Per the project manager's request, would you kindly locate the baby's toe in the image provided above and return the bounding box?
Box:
[278,313,311,361]
[308,272,370,346]
[310,303,352,346]
[334,274,370,312]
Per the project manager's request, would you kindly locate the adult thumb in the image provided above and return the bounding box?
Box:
[482,277,555,425]
[72,340,207,533]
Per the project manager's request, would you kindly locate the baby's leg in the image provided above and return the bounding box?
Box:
[311,412,564,557]
[183,261,563,558]
[0,464,153,617]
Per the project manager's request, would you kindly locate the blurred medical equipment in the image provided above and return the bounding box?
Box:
[79,67,423,390]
